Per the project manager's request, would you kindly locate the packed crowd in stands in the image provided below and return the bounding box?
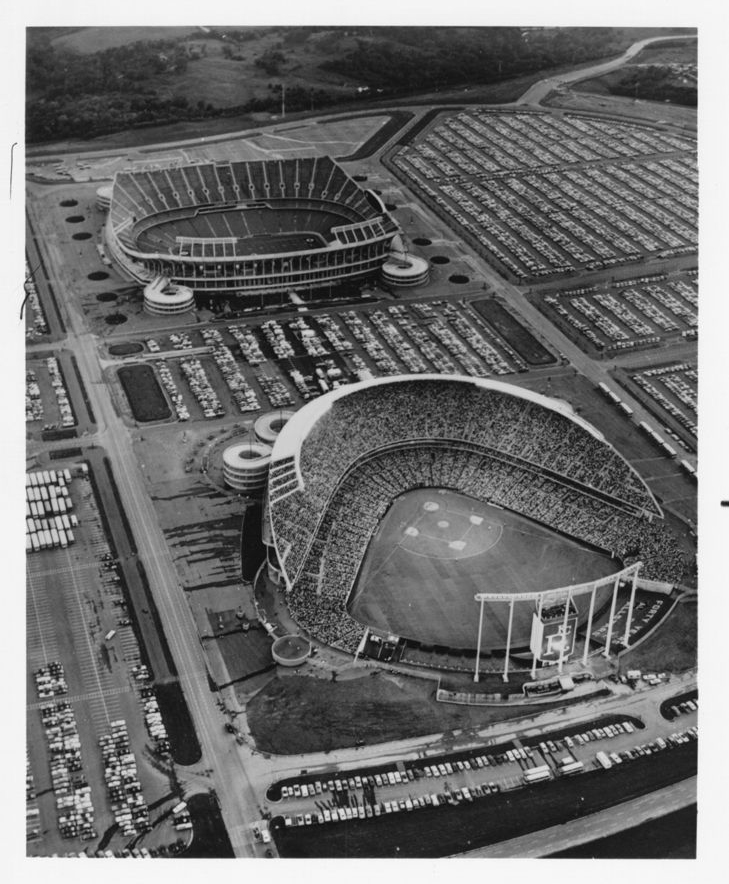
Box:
[268,380,691,651]
[282,442,690,653]
[270,379,660,583]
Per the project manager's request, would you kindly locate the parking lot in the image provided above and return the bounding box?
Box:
[533,269,697,357]
[113,296,549,427]
[25,355,76,436]
[390,110,696,282]
[266,709,698,832]
[25,464,182,857]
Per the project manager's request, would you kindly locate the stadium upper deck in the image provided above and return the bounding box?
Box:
[268,377,662,583]
[105,156,399,295]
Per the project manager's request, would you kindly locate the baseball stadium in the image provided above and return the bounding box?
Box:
[105,156,400,301]
[263,375,680,677]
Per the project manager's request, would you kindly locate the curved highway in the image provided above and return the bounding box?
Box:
[517,34,697,106]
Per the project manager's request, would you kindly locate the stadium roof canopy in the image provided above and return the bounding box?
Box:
[271,373,605,463]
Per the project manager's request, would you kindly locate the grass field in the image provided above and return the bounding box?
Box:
[471,299,555,365]
[118,364,171,423]
[50,26,202,53]
[618,599,697,674]
[348,489,618,651]
[211,626,273,683]
[248,671,604,755]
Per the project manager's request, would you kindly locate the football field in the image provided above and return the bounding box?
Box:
[347,488,619,651]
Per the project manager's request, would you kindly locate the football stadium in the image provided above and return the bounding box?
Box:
[105,156,400,300]
[263,375,683,677]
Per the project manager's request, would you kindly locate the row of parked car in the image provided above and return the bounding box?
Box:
[282,783,503,827]
[26,752,41,842]
[25,260,49,341]
[34,661,68,698]
[40,699,97,841]
[596,724,698,770]
[201,328,260,413]
[139,686,170,755]
[100,719,150,837]
[670,698,698,718]
[46,356,76,428]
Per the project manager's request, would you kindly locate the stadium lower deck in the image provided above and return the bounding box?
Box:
[348,488,619,651]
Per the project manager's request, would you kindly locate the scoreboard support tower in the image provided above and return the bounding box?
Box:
[473,562,643,683]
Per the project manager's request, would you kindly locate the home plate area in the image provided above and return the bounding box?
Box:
[400,498,501,560]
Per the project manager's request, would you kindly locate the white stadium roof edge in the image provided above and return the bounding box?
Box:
[271,372,605,464]
[268,373,661,516]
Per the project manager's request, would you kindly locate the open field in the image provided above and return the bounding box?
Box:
[618,599,697,673]
[349,488,618,651]
[471,298,555,365]
[247,671,609,755]
[631,41,697,66]
[118,365,171,423]
[543,90,696,130]
[50,26,201,53]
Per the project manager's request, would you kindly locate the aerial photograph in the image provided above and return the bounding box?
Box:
[20,11,707,867]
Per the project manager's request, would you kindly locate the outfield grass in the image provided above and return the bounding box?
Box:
[349,488,617,651]
[118,364,171,423]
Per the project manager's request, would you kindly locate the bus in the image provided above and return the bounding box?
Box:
[619,402,634,417]
[559,760,584,776]
[523,765,551,784]
[596,751,612,770]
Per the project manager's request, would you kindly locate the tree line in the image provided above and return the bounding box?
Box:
[26,27,692,144]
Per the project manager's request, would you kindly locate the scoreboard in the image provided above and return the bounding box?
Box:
[529,598,579,663]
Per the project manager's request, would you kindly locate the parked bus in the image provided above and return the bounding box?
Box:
[559,760,584,776]
[523,765,551,784]
[596,751,612,770]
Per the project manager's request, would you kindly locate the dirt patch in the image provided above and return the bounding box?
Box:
[105,312,127,325]
[65,215,85,223]
[430,255,450,264]
[448,274,469,284]
[88,270,110,281]
[60,198,78,207]
[413,237,432,246]
[96,292,118,302]
[72,231,92,240]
